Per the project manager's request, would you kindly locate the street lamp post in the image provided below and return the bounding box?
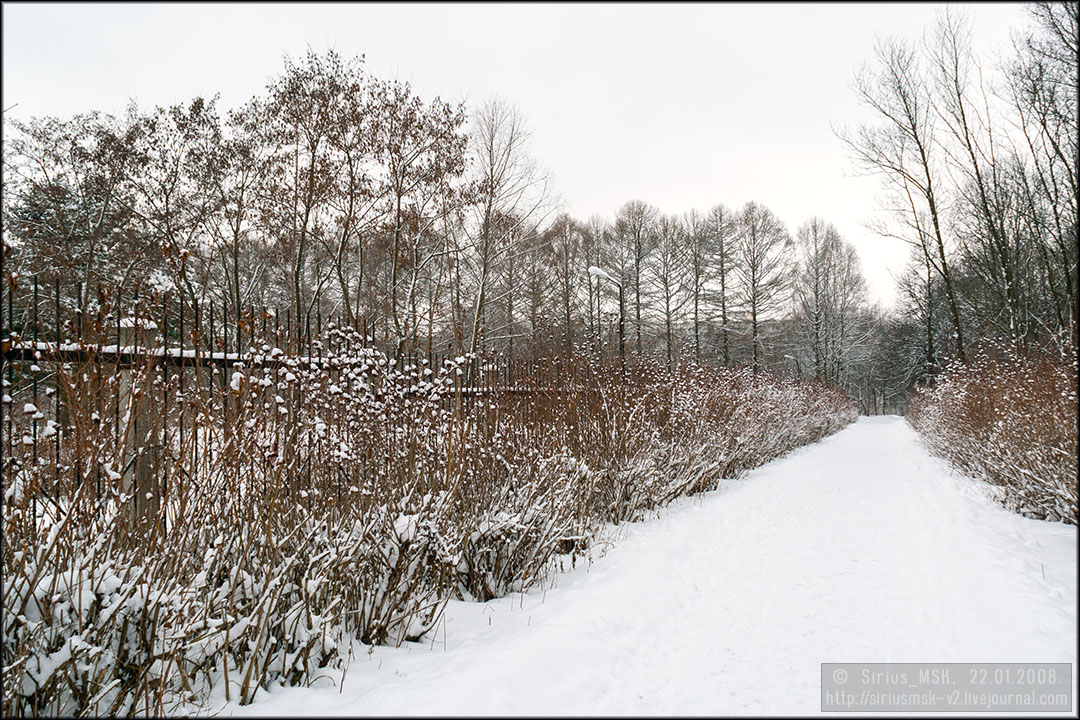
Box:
[588,266,624,371]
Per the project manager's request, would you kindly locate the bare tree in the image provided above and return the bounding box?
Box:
[371,78,469,356]
[102,98,224,313]
[705,203,738,365]
[843,36,968,362]
[544,214,584,352]
[518,223,553,351]
[735,201,792,371]
[929,9,1029,345]
[478,209,535,354]
[793,218,869,384]
[649,213,691,365]
[189,98,281,315]
[463,98,551,354]
[260,50,346,342]
[613,200,658,354]
[682,209,711,361]
[794,217,833,380]
[1003,1,1078,341]
[580,215,611,352]
[4,112,148,309]
[319,63,384,329]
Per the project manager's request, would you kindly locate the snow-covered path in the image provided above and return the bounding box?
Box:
[221,416,1076,716]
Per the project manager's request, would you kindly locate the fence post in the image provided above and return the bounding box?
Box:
[119,313,160,526]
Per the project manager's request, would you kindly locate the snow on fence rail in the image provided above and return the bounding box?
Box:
[2,338,556,391]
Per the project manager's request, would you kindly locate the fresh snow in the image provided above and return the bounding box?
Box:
[587,265,617,283]
[216,416,1077,716]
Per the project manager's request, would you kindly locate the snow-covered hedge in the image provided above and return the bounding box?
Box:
[908,350,1078,524]
[2,330,856,715]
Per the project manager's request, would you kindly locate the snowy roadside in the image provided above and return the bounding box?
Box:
[212,416,1076,717]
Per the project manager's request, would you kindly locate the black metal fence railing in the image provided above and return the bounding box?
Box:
[1,274,587,532]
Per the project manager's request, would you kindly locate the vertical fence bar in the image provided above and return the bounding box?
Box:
[132,287,140,521]
[305,312,311,499]
[209,299,215,359]
[53,277,60,507]
[223,296,229,368]
[32,277,38,520]
[316,299,323,511]
[54,277,60,346]
[160,294,170,532]
[137,287,144,521]
[95,285,103,499]
[194,299,201,484]
[115,288,121,459]
[5,278,13,476]
[74,281,82,502]
[235,296,240,359]
[179,295,185,516]
[221,296,228,501]
[221,297,228,461]
[209,299,216,394]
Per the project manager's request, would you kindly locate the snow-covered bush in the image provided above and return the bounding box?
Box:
[2,319,856,714]
[908,349,1078,524]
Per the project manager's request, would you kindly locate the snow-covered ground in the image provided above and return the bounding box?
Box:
[215,416,1077,716]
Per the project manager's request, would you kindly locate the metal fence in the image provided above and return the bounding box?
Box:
[1,275,582,530]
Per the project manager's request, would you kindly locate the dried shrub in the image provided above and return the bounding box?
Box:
[908,348,1078,524]
[2,311,856,715]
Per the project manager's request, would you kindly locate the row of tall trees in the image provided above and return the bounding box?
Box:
[547,200,870,383]
[4,3,1074,414]
[843,2,1078,399]
[2,49,871,374]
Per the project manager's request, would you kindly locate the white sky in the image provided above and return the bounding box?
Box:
[2,2,1030,307]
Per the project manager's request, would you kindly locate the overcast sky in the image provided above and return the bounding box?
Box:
[2,2,1030,307]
